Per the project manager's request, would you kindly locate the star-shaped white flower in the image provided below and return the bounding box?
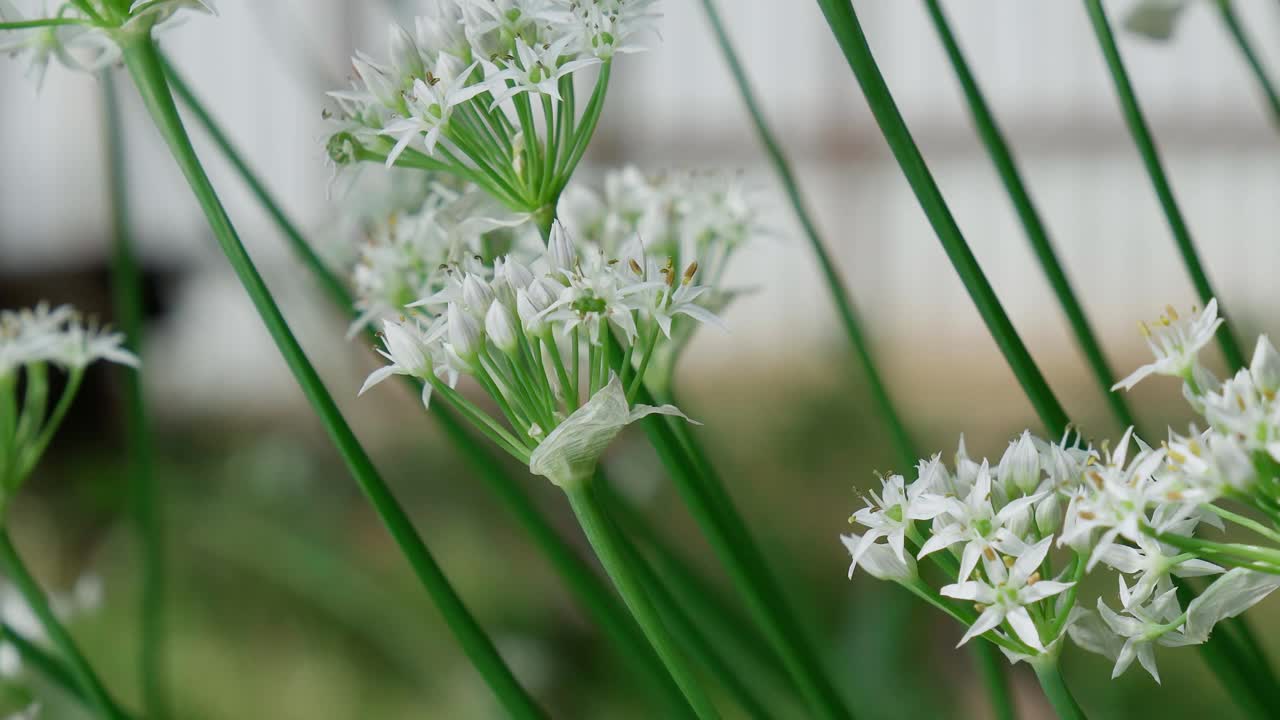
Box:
[1113,299,1222,391]
[941,537,1074,652]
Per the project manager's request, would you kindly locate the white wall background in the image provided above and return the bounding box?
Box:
[2,0,1278,427]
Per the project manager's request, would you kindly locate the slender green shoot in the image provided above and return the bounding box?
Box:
[115,34,545,720]
[1081,0,1245,371]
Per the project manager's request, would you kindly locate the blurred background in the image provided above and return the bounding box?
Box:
[2,0,1280,717]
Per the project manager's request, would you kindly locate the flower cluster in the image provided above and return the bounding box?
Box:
[843,300,1280,682]
[558,166,759,389]
[344,179,539,335]
[0,304,137,500]
[357,220,715,487]
[0,0,214,89]
[326,0,661,215]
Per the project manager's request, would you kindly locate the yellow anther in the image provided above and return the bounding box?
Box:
[1166,304,1179,321]
[1027,572,1041,585]
[682,261,699,285]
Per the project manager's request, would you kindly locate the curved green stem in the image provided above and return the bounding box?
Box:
[1031,659,1087,720]
[1081,0,1245,371]
[921,0,1136,432]
[813,0,1070,437]
[116,36,545,720]
[164,54,694,717]
[1216,0,1280,130]
[0,532,128,720]
[102,70,168,720]
[565,483,721,720]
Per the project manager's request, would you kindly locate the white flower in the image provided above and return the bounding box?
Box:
[998,430,1042,498]
[917,460,1042,582]
[1058,428,1165,570]
[848,473,943,566]
[528,375,694,487]
[382,54,486,165]
[1095,533,1220,609]
[840,532,916,582]
[359,319,437,408]
[940,537,1074,652]
[1095,583,1197,683]
[485,300,520,355]
[485,37,600,106]
[1113,300,1221,391]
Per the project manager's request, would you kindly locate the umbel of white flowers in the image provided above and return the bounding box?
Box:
[0,304,138,506]
[357,220,714,488]
[842,300,1280,683]
[325,0,661,219]
[0,0,215,89]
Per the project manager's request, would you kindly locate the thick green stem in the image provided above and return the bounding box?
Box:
[101,70,168,720]
[1,622,85,706]
[0,532,127,720]
[115,36,545,719]
[565,483,722,720]
[1216,0,1280,130]
[974,642,1017,720]
[165,55,692,716]
[813,0,1070,437]
[1081,0,1245,370]
[1031,660,1087,720]
[921,0,1135,432]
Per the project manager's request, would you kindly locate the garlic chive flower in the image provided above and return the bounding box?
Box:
[847,298,1280,682]
[357,221,714,487]
[0,0,214,84]
[0,304,137,507]
[326,1,662,218]
[559,167,761,392]
[1112,300,1222,392]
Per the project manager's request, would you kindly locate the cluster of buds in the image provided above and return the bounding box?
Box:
[0,0,215,89]
[326,0,661,218]
[843,300,1280,682]
[358,220,717,487]
[0,304,137,507]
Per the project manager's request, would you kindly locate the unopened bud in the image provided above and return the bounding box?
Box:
[485,300,520,355]
[448,302,482,360]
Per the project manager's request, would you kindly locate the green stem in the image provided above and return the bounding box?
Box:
[813,0,1070,437]
[19,369,83,478]
[698,0,916,472]
[0,18,89,29]
[921,0,1136,431]
[115,37,545,720]
[160,58,349,309]
[1081,0,1245,371]
[974,642,1017,720]
[1216,0,1280,130]
[617,512,774,720]
[631,390,853,720]
[101,70,168,720]
[166,54,692,717]
[565,483,722,720]
[1031,659,1087,720]
[0,532,127,720]
[0,622,86,706]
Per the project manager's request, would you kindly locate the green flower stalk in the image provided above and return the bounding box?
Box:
[0,304,137,720]
[0,5,548,715]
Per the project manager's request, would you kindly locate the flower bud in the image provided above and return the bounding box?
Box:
[1251,335,1280,395]
[448,302,482,360]
[501,256,535,290]
[462,274,495,315]
[517,289,547,337]
[548,221,577,273]
[382,320,430,376]
[998,431,1041,497]
[388,24,425,84]
[1035,492,1062,535]
[840,534,916,582]
[485,300,520,356]
[352,56,399,109]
